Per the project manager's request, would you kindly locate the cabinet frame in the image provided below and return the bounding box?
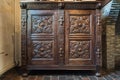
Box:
[20,1,102,76]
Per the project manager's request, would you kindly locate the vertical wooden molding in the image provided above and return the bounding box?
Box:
[58,6,65,65]
[21,9,27,66]
[20,3,27,66]
[21,8,29,76]
[96,2,102,76]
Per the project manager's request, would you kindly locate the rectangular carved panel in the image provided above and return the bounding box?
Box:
[65,10,95,66]
[32,41,54,59]
[27,10,58,65]
[70,15,90,34]
[70,41,90,59]
[32,15,53,34]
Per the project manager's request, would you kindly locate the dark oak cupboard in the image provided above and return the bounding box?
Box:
[20,1,102,76]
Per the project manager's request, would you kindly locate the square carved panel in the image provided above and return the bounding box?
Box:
[70,15,90,34]
[32,41,54,59]
[69,40,91,59]
[32,15,53,34]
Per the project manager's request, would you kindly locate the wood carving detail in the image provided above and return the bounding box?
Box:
[32,41,53,59]
[70,41,90,59]
[21,9,27,66]
[96,9,102,66]
[65,3,97,9]
[32,16,53,33]
[27,3,58,10]
[25,3,97,10]
[70,16,90,34]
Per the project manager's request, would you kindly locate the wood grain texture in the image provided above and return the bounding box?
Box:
[65,10,95,66]
[27,10,58,66]
[15,0,22,66]
[20,1,102,73]
[0,0,15,75]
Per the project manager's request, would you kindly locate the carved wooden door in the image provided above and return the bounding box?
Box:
[27,10,58,66]
[27,10,96,68]
[65,10,96,67]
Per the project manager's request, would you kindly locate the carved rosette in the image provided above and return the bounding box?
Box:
[70,41,90,59]
[21,9,27,66]
[32,16,53,33]
[70,16,90,34]
[32,41,53,59]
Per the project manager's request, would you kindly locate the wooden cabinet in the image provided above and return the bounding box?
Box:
[20,1,102,76]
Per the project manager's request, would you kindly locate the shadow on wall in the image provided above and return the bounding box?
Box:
[102,20,107,69]
[115,55,120,70]
[115,10,120,70]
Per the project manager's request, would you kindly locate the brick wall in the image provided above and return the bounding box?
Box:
[106,25,115,69]
[105,24,120,69]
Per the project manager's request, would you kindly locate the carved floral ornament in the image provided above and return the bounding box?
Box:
[70,41,90,59]
[32,41,53,59]
[32,16,53,33]
[70,15,90,34]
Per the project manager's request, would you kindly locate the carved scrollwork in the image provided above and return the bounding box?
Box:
[58,16,64,26]
[95,5,102,72]
[65,3,97,9]
[20,2,98,10]
[96,3,102,9]
[58,3,65,9]
[20,3,27,9]
[27,3,58,10]
[70,41,90,59]
[32,16,53,33]
[21,17,26,35]
[70,16,90,34]
[21,9,27,66]
[35,0,48,1]
[32,41,53,59]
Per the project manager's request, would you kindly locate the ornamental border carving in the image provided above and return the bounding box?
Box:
[20,2,101,10]
[21,9,27,66]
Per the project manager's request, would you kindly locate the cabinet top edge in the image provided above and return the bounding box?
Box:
[20,1,102,9]
[20,1,101,3]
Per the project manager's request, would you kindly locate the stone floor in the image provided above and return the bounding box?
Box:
[0,68,120,80]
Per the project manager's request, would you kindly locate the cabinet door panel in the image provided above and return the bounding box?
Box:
[65,10,95,66]
[27,10,58,65]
